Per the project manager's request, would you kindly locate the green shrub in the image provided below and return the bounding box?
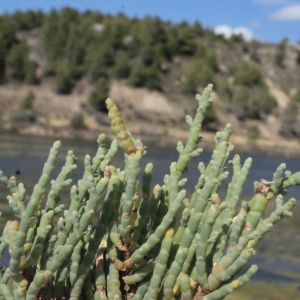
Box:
[143,66,163,90]
[137,17,175,61]
[43,7,87,79]
[216,77,232,104]
[279,101,300,138]
[53,59,75,94]
[101,14,130,50]
[275,38,287,68]
[253,87,277,116]
[0,48,6,83]
[12,9,44,31]
[297,50,300,65]
[112,50,130,79]
[6,41,32,81]
[201,103,218,131]
[291,90,300,103]
[175,21,197,55]
[63,24,85,79]
[140,44,163,67]
[128,58,148,88]
[89,77,109,112]
[21,89,35,110]
[194,43,218,71]
[84,44,108,83]
[181,59,215,94]
[0,15,18,51]
[231,85,250,119]
[233,61,263,87]
[0,15,19,82]
[128,58,163,90]
[25,60,38,84]
[249,40,261,63]
[42,9,66,63]
[231,85,277,119]
[70,112,86,129]
[248,124,260,141]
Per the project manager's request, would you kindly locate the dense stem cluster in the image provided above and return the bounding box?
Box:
[0,85,297,300]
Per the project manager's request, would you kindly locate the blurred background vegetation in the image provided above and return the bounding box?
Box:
[0,7,300,142]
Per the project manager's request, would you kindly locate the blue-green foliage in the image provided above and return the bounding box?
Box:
[0,86,297,300]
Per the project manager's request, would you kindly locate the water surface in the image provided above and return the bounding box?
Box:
[0,133,300,288]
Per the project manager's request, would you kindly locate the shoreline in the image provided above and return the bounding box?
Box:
[2,126,300,159]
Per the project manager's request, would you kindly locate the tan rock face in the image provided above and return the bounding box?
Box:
[109,80,184,119]
[265,78,289,110]
[0,72,298,156]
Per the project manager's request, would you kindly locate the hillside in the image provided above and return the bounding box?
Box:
[1,8,300,156]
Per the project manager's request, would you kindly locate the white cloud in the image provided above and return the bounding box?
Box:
[270,4,300,20]
[214,25,254,42]
[214,25,233,39]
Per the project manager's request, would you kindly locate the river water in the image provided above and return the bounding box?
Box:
[0,133,300,290]
[1,133,299,197]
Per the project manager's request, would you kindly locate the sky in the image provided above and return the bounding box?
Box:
[1,0,300,44]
